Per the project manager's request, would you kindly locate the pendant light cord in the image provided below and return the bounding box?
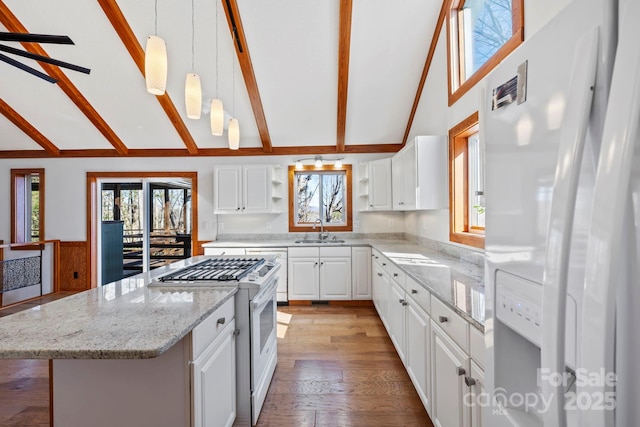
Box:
[215,0,219,96]
[154,0,158,35]
[191,0,195,71]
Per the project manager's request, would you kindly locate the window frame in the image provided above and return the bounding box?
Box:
[449,112,484,248]
[288,165,353,233]
[11,168,45,244]
[446,0,524,106]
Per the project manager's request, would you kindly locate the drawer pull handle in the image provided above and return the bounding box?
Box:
[377,273,383,277]
[399,299,405,304]
[402,301,408,306]
[465,376,476,387]
[393,273,398,277]
[382,263,386,266]
[411,289,418,294]
[457,367,466,376]
[439,316,448,323]
[217,317,226,325]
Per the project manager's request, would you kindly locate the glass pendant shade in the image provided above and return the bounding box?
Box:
[335,159,342,168]
[315,157,323,168]
[185,73,202,119]
[145,36,167,95]
[295,161,303,169]
[228,118,240,150]
[210,99,224,136]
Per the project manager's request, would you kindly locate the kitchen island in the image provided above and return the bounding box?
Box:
[0,258,238,427]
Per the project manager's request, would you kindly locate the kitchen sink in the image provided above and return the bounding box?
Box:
[294,239,346,244]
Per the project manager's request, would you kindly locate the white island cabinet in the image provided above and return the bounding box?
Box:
[52,297,237,427]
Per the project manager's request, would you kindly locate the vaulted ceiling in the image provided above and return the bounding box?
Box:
[0,0,444,158]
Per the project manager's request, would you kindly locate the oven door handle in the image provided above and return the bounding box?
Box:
[251,278,278,310]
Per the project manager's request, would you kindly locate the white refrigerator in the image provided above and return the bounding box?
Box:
[483,0,640,425]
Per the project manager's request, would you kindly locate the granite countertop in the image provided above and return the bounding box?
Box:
[0,258,237,360]
[204,236,485,331]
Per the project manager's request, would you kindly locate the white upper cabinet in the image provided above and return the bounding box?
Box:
[214,165,283,214]
[358,159,393,211]
[392,136,448,211]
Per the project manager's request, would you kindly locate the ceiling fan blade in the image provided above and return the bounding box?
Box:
[0,32,73,45]
[0,52,57,83]
[0,44,90,74]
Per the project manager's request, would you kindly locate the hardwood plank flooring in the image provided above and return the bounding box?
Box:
[0,298,433,426]
[256,304,434,427]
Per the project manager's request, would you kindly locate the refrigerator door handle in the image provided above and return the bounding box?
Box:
[541,27,600,427]
[580,2,640,425]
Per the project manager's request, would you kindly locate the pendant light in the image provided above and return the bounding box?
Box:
[228,118,240,150]
[314,156,323,168]
[185,0,201,119]
[145,0,167,95]
[228,47,240,150]
[210,0,224,135]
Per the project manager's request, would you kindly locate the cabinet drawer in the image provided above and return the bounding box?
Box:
[372,249,384,266]
[192,297,235,359]
[469,326,485,369]
[288,247,320,258]
[406,276,430,315]
[320,246,351,257]
[431,297,469,352]
[386,262,406,289]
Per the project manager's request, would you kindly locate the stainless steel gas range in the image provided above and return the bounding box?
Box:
[153,256,279,426]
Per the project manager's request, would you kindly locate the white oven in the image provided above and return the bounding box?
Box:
[248,276,278,425]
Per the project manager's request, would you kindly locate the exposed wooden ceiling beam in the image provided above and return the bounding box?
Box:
[401,0,448,145]
[0,98,60,155]
[0,1,129,155]
[221,0,272,153]
[98,0,199,155]
[0,143,402,159]
[336,0,353,153]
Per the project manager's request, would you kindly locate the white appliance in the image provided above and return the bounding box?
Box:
[484,0,640,425]
[153,256,279,426]
[245,248,288,302]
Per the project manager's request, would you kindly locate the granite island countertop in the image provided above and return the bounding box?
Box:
[0,258,237,359]
[204,237,485,331]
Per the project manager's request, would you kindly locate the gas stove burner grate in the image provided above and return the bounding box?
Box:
[159,258,266,282]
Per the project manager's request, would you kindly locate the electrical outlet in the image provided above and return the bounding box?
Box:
[218,222,224,231]
[353,220,360,230]
[389,220,395,228]
[73,272,78,279]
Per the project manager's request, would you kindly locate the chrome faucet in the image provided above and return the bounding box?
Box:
[313,218,329,241]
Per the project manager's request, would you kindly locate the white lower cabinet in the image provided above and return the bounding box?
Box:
[388,280,406,363]
[288,256,320,299]
[431,321,471,427]
[351,246,372,299]
[372,261,390,328]
[288,247,351,300]
[405,297,431,415]
[192,318,237,427]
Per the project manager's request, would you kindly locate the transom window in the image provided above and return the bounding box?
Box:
[288,165,353,232]
[447,0,524,104]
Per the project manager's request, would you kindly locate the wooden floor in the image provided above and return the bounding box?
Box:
[256,304,434,427]
[0,299,433,427]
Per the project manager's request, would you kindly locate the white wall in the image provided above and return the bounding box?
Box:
[0,153,400,243]
[403,0,574,244]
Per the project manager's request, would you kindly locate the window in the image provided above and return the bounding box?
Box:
[447,0,524,104]
[11,169,45,243]
[449,112,485,248]
[288,165,353,232]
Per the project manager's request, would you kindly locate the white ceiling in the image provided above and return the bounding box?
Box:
[0,0,442,155]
